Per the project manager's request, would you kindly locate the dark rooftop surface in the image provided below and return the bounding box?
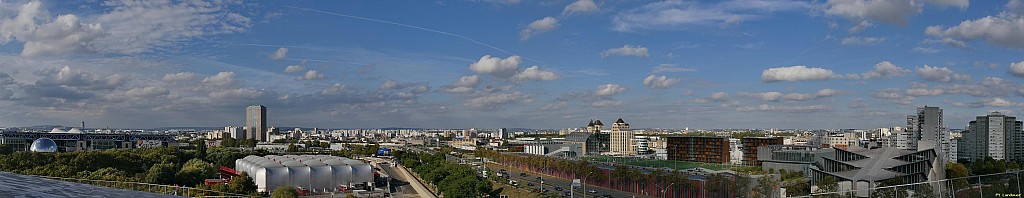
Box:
[0,171,182,198]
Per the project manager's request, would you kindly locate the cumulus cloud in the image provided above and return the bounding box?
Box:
[858,61,910,79]
[35,66,123,90]
[162,72,196,82]
[208,88,265,99]
[202,72,236,86]
[739,89,838,101]
[848,20,874,33]
[0,0,250,56]
[470,55,522,78]
[520,17,559,41]
[643,75,681,89]
[925,1,1024,50]
[0,1,105,57]
[125,86,168,98]
[611,0,811,31]
[269,48,288,60]
[601,45,648,58]
[595,84,627,97]
[1011,61,1024,77]
[514,66,559,81]
[321,84,348,95]
[985,98,1022,107]
[563,0,599,16]
[737,104,831,112]
[761,66,836,83]
[591,100,624,107]
[841,36,885,45]
[693,92,730,103]
[823,0,966,26]
[284,65,305,73]
[297,70,325,80]
[916,65,968,82]
[906,88,945,96]
[464,91,529,108]
[379,80,421,90]
[445,75,481,93]
[874,88,916,105]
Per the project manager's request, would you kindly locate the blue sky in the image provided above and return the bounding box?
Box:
[1,0,1024,129]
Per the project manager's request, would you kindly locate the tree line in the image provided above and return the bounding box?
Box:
[394,150,495,197]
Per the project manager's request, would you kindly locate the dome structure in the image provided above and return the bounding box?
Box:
[67,128,84,134]
[30,138,58,152]
[49,128,66,133]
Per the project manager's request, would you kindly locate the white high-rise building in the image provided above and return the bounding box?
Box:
[225,126,243,139]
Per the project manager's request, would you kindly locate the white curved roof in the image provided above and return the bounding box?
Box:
[49,128,66,133]
[67,128,84,134]
[235,155,373,193]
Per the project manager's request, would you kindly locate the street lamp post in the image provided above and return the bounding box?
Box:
[582,171,595,198]
[656,182,675,198]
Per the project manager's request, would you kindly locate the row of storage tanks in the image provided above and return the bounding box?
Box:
[235,155,374,193]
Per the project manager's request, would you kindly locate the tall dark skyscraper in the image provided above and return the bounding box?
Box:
[246,105,267,142]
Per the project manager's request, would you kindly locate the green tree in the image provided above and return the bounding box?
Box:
[286,144,299,152]
[271,185,299,198]
[752,175,776,197]
[176,159,217,187]
[228,172,258,195]
[911,183,935,198]
[946,162,970,191]
[870,177,908,198]
[0,144,12,155]
[785,179,811,196]
[814,176,840,198]
[145,162,178,185]
[221,137,237,147]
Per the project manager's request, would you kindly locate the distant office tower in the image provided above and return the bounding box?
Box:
[610,118,635,155]
[958,112,1024,162]
[497,128,509,139]
[907,106,945,153]
[225,126,243,139]
[246,105,267,142]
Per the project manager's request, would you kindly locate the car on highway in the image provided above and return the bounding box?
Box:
[602,194,612,198]
[587,189,597,193]
[554,187,562,191]
[520,172,527,177]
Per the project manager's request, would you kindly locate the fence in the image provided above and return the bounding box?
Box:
[790,170,1024,198]
[32,175,247,197]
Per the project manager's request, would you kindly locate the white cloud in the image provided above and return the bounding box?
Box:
[470,55,521,78]
[464,91,528,108]
[601,45,649,58]
[643,74,681,89]
[162,72,196,82]
[591,100,624,107]
[848,20,874,33]
[858,61,910,79]
[321,84,347,95]
[209,88,264,99]
[823,0,917,25]
[380,80,401,90]
[761,66,835,83]
[284,65,305,73]
[595,84,627,97]
[652,64,697,73]
[297,70,325,80]
[841,36,885,45]
[520,17,559,41]
[737,104,831,112]
[514,66,559,81]
[925,1,1024,50]
[202,72,236,86]
[0,0,250,56]
[269,48,288,60]
[906,88,945,96]
[125,86,168,98]
[985,98,1021,107]
[693,92,730,103]
[445,75,481,93]
[1010,61,1024,77]
[611,0,810,32]
[916,65,968,82]
[563,0,599,16]
[739,89,838,101]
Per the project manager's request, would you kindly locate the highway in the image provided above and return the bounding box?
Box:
[486,162,653,198]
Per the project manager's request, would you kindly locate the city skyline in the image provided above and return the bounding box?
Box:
[1,1,1024,129]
